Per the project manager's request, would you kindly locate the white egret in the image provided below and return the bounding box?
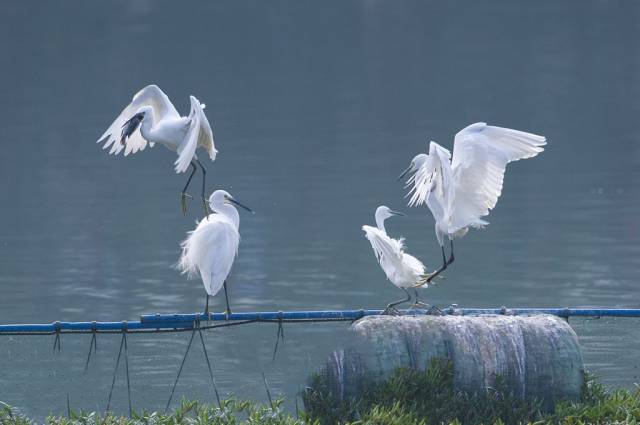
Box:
[362,206,432,313]
[178,190,253,314]
[97,84,216,216]
[398,122,546,283]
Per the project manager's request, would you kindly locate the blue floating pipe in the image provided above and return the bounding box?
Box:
[139,309,383,323]
[139,308,640,324]
[0,320,193,334]
[2,308,640,334]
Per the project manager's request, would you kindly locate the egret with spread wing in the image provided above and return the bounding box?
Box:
[363,206,431,313]
[178,190,253,315]
[97,84,217,216]
[398,122,546,283]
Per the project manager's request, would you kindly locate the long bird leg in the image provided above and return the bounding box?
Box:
[223,280,232,316]
[414,287,443,315]
[412,279,443,315]
[382,288,411,315]
[411,288,431,309]
[416,245,449,286]
[180,161,198,215]
[447,240,455,266]
[428,245,449,281]
[204,295,210,316]
[422,240,455,284]
[196,159,211,218]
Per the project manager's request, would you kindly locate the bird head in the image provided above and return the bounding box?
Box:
[397,153,429,182]
[376,206,406,221]
[209,190,254,214]
[374,205,405,231]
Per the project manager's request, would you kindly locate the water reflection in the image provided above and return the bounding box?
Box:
[0,0,640,419]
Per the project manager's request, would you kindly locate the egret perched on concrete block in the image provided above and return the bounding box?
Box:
[178,190,253,314]
[398,122,546,283]
[96,85,217,216]
[362,206,431,313]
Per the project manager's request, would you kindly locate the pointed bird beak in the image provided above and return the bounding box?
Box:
[396,165,414,181]
[227,197,254,214]
[389,210,406,217]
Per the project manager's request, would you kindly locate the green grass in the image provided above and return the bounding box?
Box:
[1,398,310,425]
[302,358,544,424]
[2,366,640,424]
[304,358,640,424]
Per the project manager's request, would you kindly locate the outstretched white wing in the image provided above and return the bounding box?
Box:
[362,225,403,262]
[449,122,546,230]
[174,95,217,173]
[178,215,239,297]
[97,85,180,156]
[363,225,425,285]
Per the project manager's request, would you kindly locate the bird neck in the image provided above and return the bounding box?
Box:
[139,113,155,141]
[375,215,387,233]
[213,203,240,229]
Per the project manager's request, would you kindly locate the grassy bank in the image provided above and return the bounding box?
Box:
[303,359,640,424]
[2,366,640,424]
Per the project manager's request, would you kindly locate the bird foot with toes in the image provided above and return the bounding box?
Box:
[426,306,443,316]
[202,198,212,217]
[180,193,193,215]
[382,306,402,316]
[414,273,445,288]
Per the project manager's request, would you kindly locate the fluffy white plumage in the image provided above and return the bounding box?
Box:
[96,84,216,173]
[362,206,426,289]
[178,190,241,297]
[404,122,546,246]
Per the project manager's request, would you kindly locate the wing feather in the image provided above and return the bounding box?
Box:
[406,162,432,207]
[196,98,217,161]
[402,253,426,277]
[97,85,179,156]
[362,225,404,264]
[178,216,239,297]
[449,122,546,230]
[362,225,426,285]
[407,142,451,209]
[174,96,217,173]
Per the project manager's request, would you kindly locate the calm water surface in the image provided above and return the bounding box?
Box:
[1,0,640,419]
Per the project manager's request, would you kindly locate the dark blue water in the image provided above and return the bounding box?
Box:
[1,0,640,419]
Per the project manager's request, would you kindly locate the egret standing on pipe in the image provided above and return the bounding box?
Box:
[96,85,217,216]
[178,190,253,315]
[362,206,432,314]
[398,122,546,284]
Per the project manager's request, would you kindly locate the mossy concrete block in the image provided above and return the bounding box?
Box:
[325,314,584,410]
